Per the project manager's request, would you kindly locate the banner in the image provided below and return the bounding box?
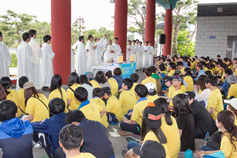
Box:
[120,62,136,79]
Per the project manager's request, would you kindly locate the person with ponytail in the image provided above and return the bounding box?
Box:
[48,74,68,113]
[183,67,194,92]
[154,98,180,158]
[66,72,81,111]
[197,110,237,158]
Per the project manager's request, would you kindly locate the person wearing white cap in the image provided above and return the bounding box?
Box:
[226,75,237,99]
[145,82,159,103]
[224,98,237,125]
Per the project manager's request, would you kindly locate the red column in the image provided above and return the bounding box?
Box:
[114,0,128,61]
[51,0,71,84]
[163,5,173,56]
[145,0,156,46]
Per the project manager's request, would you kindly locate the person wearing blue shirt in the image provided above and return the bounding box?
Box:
[113,67,124,91]
[220,68,232,97]
[0,100,33,158]
[31,98,66,157]
[195,65,205,80]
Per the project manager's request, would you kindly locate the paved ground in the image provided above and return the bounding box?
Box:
[2,70,205,158]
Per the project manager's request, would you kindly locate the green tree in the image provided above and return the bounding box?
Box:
[177,30,195,57]
[31,20,51,45]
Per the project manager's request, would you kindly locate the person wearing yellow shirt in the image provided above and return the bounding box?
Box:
[119,78,137,115]
[0,76,22,116]
[130,73,139,96]
[205,75,223,120]
[177,61,185,75]
[225,98,237,125]
[154,98,180,158]
[141,67,157,89]
[119,84,149,135]
[145,82,159,103]
[59,125,96,158]
[102,87,123,123]
[167,62,176,77]
[169,75,184,108]
[197,111,237,158]
[24,82,49,122]
[75,87,101,123]
[17,76,29,116]
[67,72,81,111]
[90,88,108,128]
[85,72,101,88]
[226,75,237,99]
[105,71,118,96]
[49,74,68,113]
[183,68,194,92]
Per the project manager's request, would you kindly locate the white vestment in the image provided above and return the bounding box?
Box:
[71,49,75,72]
[133,45,140,69]
[143,46,149,68]
[148,46,154,66]
[112,43,122,62]
[16,42,35,89]
[29,38,42,89]
[41,43,55,87]
[95,37,107,65]
[86,41,95,72]
[76,41,87,75]
[138,45,144,69]
[104,45,116,62]
[126,45,133,62]
[0,42,11,78]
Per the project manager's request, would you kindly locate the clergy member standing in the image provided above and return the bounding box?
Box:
[113,37,122,62]
[94,34,107,65]
[126,40,133,62]
[148,41,154,66]
[41,35,55,91]
[143,41,149,69]
[29,29,42,89]
[0,31,11,78]
[138,41,144,70]
[16,32,35,89]
[76,36,87,75]
[86,35,97,72]
[104,40,116,63]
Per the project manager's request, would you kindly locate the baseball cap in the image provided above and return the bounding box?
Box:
[224,98,237,110]
[184,91,195,99]
[85,72,94,81]
[163,76,173,82]
[23,82,34,90]
[133,140,166,158]
[143,106,162,129]
[172,75,183,81]
[145,82,156,94]
[226,75,237,84]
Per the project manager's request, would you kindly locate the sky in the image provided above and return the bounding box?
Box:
[0,0,237,31]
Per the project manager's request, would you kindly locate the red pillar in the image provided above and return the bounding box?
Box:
[51,0,71,84]
[163,5,173,56]
[145,0,156,46]
[114,0,128,61]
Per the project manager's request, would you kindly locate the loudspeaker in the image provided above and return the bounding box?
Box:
[159,34,166,44]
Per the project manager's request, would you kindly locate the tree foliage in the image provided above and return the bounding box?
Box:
[177,30,195,57]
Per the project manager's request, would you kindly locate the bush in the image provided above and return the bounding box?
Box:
[10,53,17,67]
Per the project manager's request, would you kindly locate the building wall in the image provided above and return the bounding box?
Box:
[195,16,237,59]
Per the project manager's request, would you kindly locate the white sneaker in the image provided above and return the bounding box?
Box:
[33,141,42,149]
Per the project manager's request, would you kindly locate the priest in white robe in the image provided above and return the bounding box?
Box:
[76,36,87,75]
[132,40,140,70]
[143,42,149,69]
[148,42,155,67]
[29,29,42,89]
[113,37,122,62]
[126,40,133,62]
[41,35,55,90]
[71,49,75,72]
[86,35,97,72]
[104,40,116,63]
[94,34,107,65]
[17,32,35,90]
[0,32,11,79]
[138,41,144,70]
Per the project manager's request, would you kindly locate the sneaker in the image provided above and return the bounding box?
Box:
[121,150,127,157]
[42,86,50,91]
[126,136,140,143]
[33,141,42,149]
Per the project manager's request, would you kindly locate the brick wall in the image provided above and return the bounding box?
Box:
[195,16,237,59]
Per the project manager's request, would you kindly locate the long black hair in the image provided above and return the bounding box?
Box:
[0,77,11,95]
[50,74,63,99]
[68,72,80,86]
[79,75,92,87]
[217,110,237,151]
[173,94,192,115]
[95,71,107,84]
[154,98,173,126]
[184,67,192,77]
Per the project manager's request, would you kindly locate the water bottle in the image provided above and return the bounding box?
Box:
[204,132,210,146]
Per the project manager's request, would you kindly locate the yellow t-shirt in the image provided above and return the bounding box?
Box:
[131,83,138,93]
[131,99,149,127]
[207,88,223,120]
[220,133,237,158]
[119,90,137,115]
[17,89,26,116]
[68,153,96,158]
[90,98,109,128]
[161,116,180,158]
[183,76,194,92]
[235,69,237,76]
[80,101,101,123]
[235,116,237,126]
[108,78,118,96]
[49,87,68,113]
[105,96,123,121]
[25,93,49,122]
[7,89,22,116]
[143,131,171,158]
[67,84,81,111]
[141,77,157,90]
[168,70,175,77]
[170,89,183,106]
[180,67,185,75]
[90,80,100,88]
[168,86,186,98]
[227,84,237,99]
[147,95,159,103]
